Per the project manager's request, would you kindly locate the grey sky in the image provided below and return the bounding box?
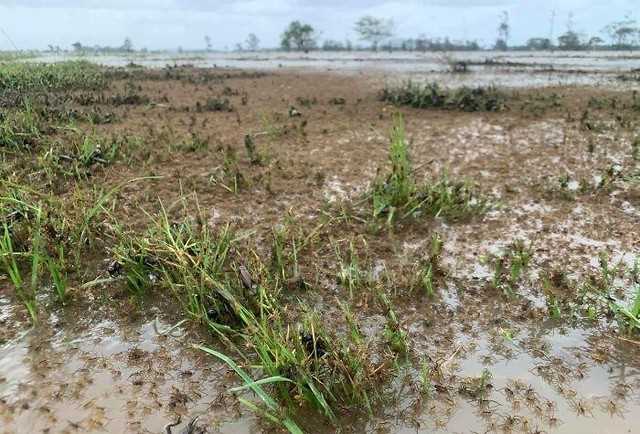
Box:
[0,0,636,50]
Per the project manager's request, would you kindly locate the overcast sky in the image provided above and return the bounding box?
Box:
[0,0,637,50]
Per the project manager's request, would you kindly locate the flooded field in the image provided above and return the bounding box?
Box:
[37,50,640,89]
[1,58,639,434]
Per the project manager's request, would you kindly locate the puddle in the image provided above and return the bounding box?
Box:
[0,312,252,434]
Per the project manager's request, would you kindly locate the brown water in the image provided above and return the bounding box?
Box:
[0,302,255,434]
[2,284,639,434]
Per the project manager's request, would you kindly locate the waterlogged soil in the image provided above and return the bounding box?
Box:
[2,65,640,433]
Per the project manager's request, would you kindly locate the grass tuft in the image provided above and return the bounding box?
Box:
[371,114,489,222]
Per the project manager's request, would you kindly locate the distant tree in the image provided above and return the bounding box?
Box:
[587,36,605,49]
[604,13,639,49]
[281,21,317,52]
[558,31,582,50]
[495,11,510,50]
[246,33,260,51]
[234,43,243,52]
[526,37,552,50]
[557,12,584,50]
[354,15,394,51]
[121,37,133,52]
[71,42,83,52]
[204,35,212,51]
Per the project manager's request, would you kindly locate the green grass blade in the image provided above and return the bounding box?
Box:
[229,376,295,393]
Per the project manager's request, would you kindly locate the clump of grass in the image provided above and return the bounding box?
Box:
[419,358,433,397]
[335,239,366,297]
[46,247,68,304]
[611,286,640,334]
[0,61,106,94]
[109,92,150,106]
[76,132,118,166]
[372,115,414,221]
[209,146,244,193]
[111,211,398,430]
[269,221,307,289]
[260,113,288,140]
[371,115,488,223]
[380,81,506,112]
[109,205,401,430]
[196,345,304,434]
[112,207,241,328]
[199,298,397,431]
[571,252,640,333]
[378,292,408,354]
[458,368,493,399]
[0,224,30,314]
[174,132,209,153]
[196,97,233,113]
[416,233,444,297]
[0,101,42,149]
[0,202,44,323]
[295,96,317,108]
[51,130,120,173]
[488,240,533,297]
[0,178,139,312]
[244,134,266,165]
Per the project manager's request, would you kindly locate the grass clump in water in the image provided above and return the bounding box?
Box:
[200,300,400,432]
[380,81,506,112]
[415,233,444,297]
[111,206,244,331]
[371,114,488,222]
[611,286,640,334]
[487,240,534,297]
[113,204,403,432]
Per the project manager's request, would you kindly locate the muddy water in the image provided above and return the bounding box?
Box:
[431,328,639,434]
[0,301,253,434]
[2,292,639,433]
[34,51,640,89]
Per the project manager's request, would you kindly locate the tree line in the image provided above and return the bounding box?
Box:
[274,13,640,52]
[55,12,640,54]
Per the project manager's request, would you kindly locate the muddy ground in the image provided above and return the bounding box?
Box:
[1,65,640,433]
